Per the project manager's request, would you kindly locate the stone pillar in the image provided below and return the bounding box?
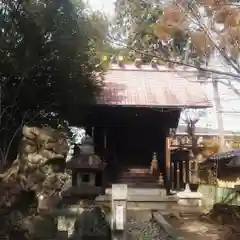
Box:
[111,184,128,239]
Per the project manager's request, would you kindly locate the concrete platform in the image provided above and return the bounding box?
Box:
[105,187,166,196]
[96,194,177,202]
[96,194,177,210]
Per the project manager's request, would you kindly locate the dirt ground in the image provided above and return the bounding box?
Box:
[166,216,226,240]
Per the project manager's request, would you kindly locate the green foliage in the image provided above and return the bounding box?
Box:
[85,10,118,71]
[113,0,163,62]
[0,0,106,163]
[113,0,240,68]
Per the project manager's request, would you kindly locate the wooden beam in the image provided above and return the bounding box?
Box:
[170,144,204,148]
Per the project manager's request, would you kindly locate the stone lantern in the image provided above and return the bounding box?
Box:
[66,135,107,196]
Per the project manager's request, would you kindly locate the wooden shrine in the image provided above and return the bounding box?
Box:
[167,128,205,191]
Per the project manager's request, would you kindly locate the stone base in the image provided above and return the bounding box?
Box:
[178,198,202,207]
[106,187,166,197]
[66,186,103,196]
[176,184,203,207]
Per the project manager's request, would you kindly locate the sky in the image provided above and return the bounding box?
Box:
[87,0,114,15]
[193,57,240,132]
[87,0,240,132]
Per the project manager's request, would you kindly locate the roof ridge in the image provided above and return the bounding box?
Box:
[108,64,197,72]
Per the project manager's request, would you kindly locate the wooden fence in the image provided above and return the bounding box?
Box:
[199,184,240,207]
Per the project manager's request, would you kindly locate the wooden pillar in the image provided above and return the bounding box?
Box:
[182,161,186,181]
[171,161,175,190]
[176,162,180,189]
[165,137,171,195]
[185,159,190,184]
[179,160,184,188]
[103,129,107,161]
[72,170,77,187]
[85,126,93,137]
[102,129,107,191]
[104,130,107,149]
[93,127,99,156]
[96,127,106,160]
[91,127,95,143]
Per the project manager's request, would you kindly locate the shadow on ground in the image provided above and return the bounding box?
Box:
[166,216,223,240]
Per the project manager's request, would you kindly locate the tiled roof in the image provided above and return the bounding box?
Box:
[208,149,240,167]
[209,149,240,160]
[97,64,212,108]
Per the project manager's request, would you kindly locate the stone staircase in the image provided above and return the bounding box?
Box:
[101,167,176,210]
[117,167,159,187]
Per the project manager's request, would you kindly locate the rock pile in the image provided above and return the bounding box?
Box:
[69,206,111,239]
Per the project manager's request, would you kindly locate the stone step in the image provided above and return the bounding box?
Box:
[97,193,176,202]
[96,194,177,210]
[118,167,158,185]
[106,181,161,188]
[127,168,150,174]
[118,176,157,184]
[119,176,156,181]
[118,182,163,188]
[118,179,157,184]
[105,187,166,196]
[118,180,157,185]
[120,171,155,179]
[121,172,153,178]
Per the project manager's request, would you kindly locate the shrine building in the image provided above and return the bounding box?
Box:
[84,60,212,192]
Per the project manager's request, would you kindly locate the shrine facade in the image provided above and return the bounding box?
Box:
[84,63,211,193]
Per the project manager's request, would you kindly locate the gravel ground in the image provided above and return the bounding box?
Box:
[126,216,173,240]
[166,215,224,240]
[59,205,172,240]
